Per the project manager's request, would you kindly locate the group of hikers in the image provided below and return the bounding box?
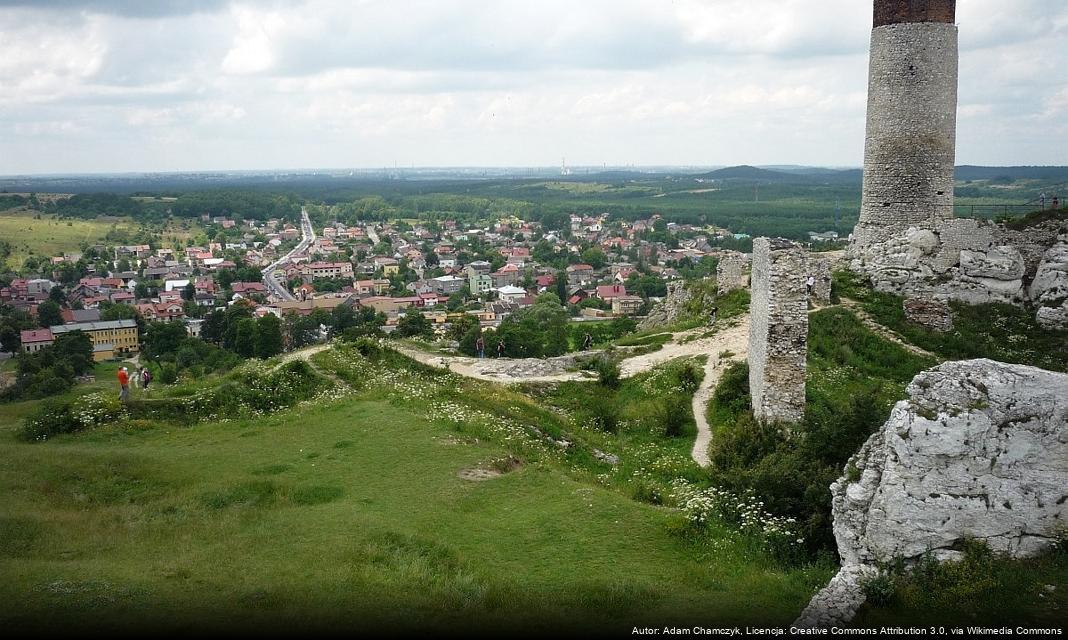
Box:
[473,335,508,359]
[116,365,153,404]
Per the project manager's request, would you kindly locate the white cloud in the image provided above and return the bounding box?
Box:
[0,0,1065,173]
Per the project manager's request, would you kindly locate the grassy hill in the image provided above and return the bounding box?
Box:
[0,210,137,269]
[0,345,834,634]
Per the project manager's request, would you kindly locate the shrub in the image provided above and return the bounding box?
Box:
[594,356,621,389]
[654,396,690,437]
[862,571,897,606]
[352,337,384,360]
[18,393,124,442]
[674,362,702,394]
[159,363,178,384]
[582,394,620,433]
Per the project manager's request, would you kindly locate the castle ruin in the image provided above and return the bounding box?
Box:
[849,0,1068,327]
[748,238,808,425]
[716,251,749,295]
[852,0,957,249]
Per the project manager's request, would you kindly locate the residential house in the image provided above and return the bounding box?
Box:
[611,295,644,316]
[566,263,595,286]
[430,275,465,296]
[19,328,53,353]
[496,285,527,304]
[490,263,520,288]
[50,319,139,358]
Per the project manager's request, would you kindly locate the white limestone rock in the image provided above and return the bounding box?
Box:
[835,359,1068,566]
[1031,234,1068,329]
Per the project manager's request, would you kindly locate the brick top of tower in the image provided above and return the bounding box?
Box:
[874,0,955,27]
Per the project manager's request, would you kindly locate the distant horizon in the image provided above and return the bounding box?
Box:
[7,162,1068,181]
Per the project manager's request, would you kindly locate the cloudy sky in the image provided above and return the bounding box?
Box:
[0,0,1065,174]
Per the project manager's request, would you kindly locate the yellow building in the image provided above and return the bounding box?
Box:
[50,319,140,360]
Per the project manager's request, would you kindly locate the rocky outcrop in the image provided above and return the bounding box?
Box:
[638,281,693,331]
[796,359,1068,627]
[849,220,1063,315]
[1030,233,1068,329]
[792,564,878,629]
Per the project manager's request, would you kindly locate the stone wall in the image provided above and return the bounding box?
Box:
[716,251,749,295]
[805,254,832,304]
[903,297,953,332]
[748,238,808,425]
[795,358,1068,627]
[852,20,958,249]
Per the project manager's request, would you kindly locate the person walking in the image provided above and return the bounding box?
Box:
[582,332,593,351]
[475,335,485,359]
[117,367,130,404]
[708,306,719,327]
[496,339,505,358]
[141,367,152,392]
[806,275,815,296]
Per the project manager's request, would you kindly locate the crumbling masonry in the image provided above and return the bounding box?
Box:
[748,238,808,425]
[716,251,749,295]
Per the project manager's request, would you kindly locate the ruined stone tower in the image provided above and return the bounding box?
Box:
[748,238,808,425]
[852,0,958,249]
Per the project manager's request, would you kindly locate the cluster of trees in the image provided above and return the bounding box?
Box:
[165,191,302,221]
[196,304,284,359]
[30,190,302,224]
[2,331,93,400]
[141,321,242,380]
[457,293,568,358]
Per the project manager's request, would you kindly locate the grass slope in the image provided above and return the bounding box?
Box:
[0,348,830,634]
[0,211,136,269]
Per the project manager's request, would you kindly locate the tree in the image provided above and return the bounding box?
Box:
[580,247,607,269]
[0,326,19,353]
[143,321,188,360]
[233,317,258,357]
[285,312,321,349]
[51,330,93,375]
[100,303,138,321]
[555,270,568,304]
[255,314,283,359]
[446,313,477,341]
[395,311,434,339]
[36,300,63,328]
[540,210,569,231]
[48,285,66,306]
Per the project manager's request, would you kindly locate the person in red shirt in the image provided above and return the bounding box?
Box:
[117,367,130,404]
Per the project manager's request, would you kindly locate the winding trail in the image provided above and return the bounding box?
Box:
[684,319,750,467]
[839,298,937,358]
[393,316,751,467]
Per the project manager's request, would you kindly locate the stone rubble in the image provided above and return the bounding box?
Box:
[902,297,954,332]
